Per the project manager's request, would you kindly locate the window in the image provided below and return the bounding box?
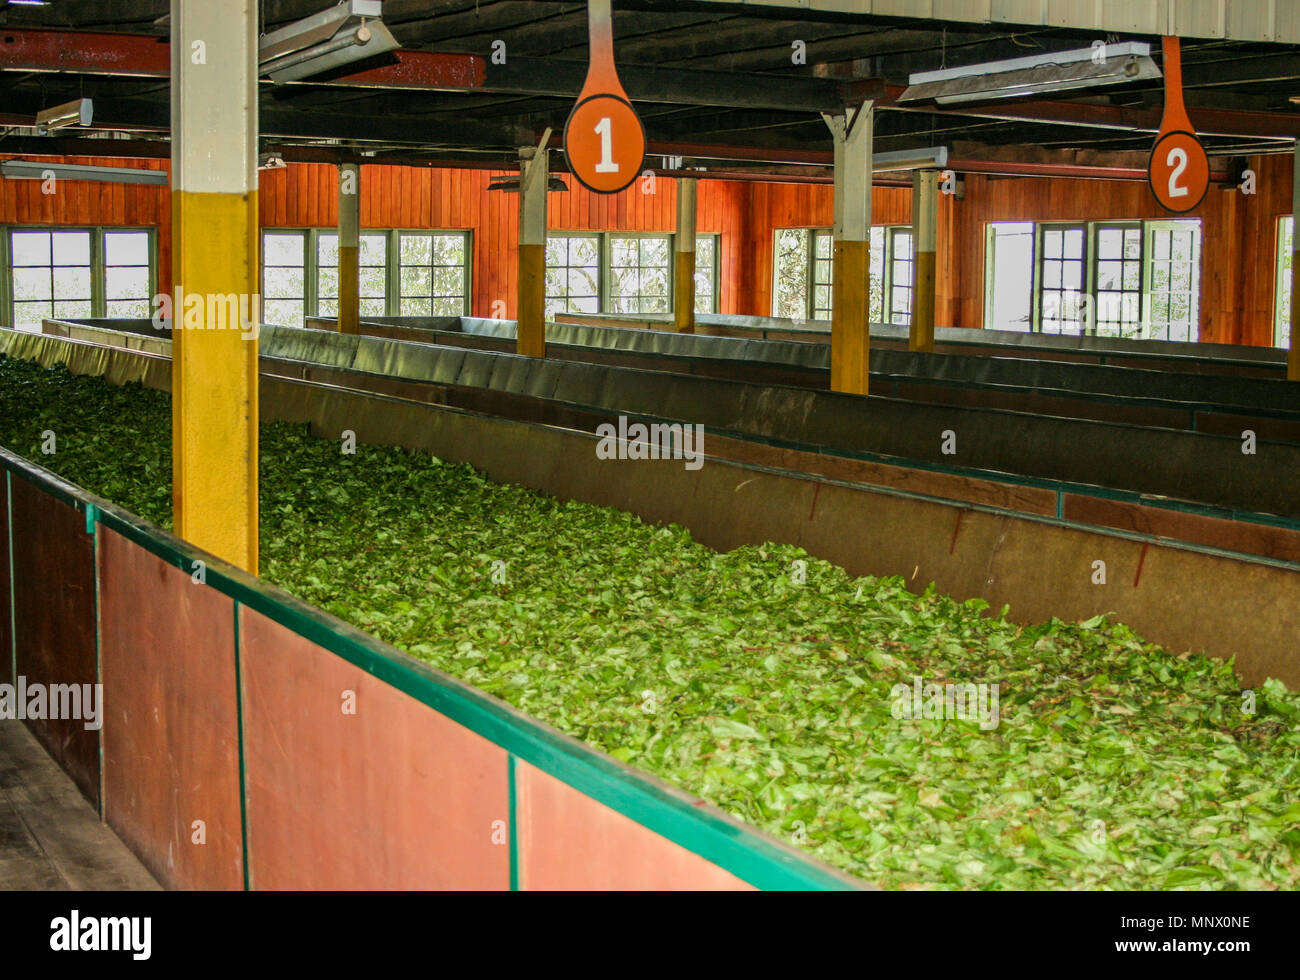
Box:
[985,222,1035,332]
[545,234,601,316]
[694,234,719,314]
[262,231,307,328]
[317,232,388,318]
[1276,216,1293,348]
[1038,224,1088,335]
[544,231,717,318]
[4,227,154,329]
[773,226,909,322]
[398,232,470,315]
[985,218,1202,340]
[887,227,914,325]
[1145,221,1200,342]
[608,234,670,315]
[1093,223,1143,338]
[260,228,472,327]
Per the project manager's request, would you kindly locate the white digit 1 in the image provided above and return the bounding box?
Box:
[1166,146,1189,198]
[594,116,618,173]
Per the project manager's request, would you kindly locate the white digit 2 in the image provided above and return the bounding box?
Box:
[1166,147,1188,198]
[594,116,618,173]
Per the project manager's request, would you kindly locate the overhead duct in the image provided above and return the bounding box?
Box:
[259,1,399,83]
[0,159,168,185]
[899,42,1159,105]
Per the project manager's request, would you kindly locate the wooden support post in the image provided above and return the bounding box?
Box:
[517,134,550,358]
[674,178,698,333]
[823,105,873,396]
[911,168,937,353]
[169,0,259,573]
[338,162,360,335]
[1291,140,1300,380]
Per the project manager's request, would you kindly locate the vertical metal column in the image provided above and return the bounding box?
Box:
[674,178,698,333]
[823,104,874,396]
[517,139,549,358]
[170,0,259,573]
[911,168,938,353]
[338,162,361,335]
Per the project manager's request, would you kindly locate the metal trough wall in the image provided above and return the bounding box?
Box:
[0,449,851,891]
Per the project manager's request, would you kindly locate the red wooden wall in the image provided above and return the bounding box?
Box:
[1,152,1293,345]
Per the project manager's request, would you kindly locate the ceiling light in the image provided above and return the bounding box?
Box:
[899,42,1159,105]
[872,146,948,171]
[488,176,570,193]
[34,98,93,135]
[259,1,399,83]
[1,160,168,185]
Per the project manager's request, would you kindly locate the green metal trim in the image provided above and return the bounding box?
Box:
[0,447,856,891]
[83,502,97,536]
[233,601,251,891]
[507,753,518,892]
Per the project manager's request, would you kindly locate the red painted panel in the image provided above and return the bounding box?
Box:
[9,476,99,806]
[239,608,511,890]
[98,528,243,890]
[0,474,8,688]
[515,760,753,891]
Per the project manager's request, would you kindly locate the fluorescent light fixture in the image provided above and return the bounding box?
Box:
[35,98,93,134]
[899,42,1158,105]
[259,1,400,83]
[259,152,287,170]
[488,175,570,192]
[872,146,948,171]
[0,160,168,185]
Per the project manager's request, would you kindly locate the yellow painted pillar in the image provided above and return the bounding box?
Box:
[823,104,873,395]
[1290,141,1300,380]
[911,169,937,353]
[674,178,697,333]
[517,140,549,357]
[169,0,259,573]
[338,162,360,335]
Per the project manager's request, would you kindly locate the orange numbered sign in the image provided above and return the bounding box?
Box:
[1148,36,1209,213]
[563,0,645,194]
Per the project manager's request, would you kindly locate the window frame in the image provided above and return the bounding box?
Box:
[1275,215,1293,348]
[603,231,674,316]
[772,224,911,323]
[259,227,474,326]
[693,232,721,315]
[3,225,156,328]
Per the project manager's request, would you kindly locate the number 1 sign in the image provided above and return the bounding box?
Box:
[1147,36,1209,214]
[563,0,645,194]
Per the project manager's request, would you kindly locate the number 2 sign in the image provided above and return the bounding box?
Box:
[1147,36,1209,213]
[563,0,645,194]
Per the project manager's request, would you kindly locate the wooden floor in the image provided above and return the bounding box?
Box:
[0,722,159,890]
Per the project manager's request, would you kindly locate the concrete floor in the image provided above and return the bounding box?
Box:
[0,722,160,890]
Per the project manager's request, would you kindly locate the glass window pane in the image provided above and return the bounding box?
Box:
[401,267,432,297]
[52,266,91,299]
[105,232,149,266]
[264,233,305,265]
[263,299,304,328]
[401,234,432,265]
[51,231,91,266]
[317,234,340,267]
[13,268,53,302]
[106,266,149,300]
[11,232,51,267]
[1064,229,1084,259]
[359,234,387,266]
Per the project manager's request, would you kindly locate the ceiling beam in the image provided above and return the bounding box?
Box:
[0,28,846,112]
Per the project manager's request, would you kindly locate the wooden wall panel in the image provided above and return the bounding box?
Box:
[2,152,1290,344]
